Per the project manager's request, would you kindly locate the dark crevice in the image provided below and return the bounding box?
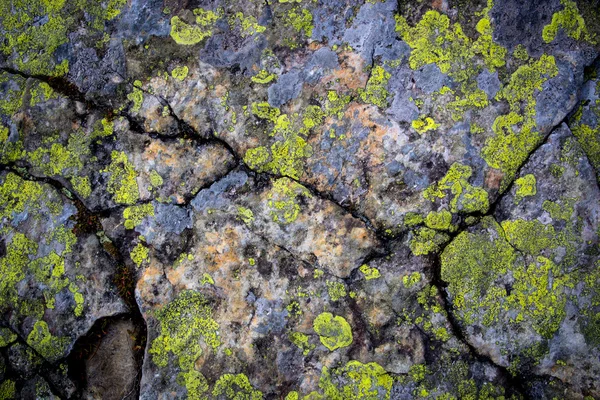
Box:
[0,164,148,399]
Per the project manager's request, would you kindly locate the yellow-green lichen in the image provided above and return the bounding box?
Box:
[326,280,347,301]
[130,242,149,267]
[482,54,559,190]
[359,66,391,108]
[425,210,454,231]
[123,203,155,230]
[171,65,189,81]
[150,290,220,398]
[412,115,439,134]
[102,151,140,205]
[267,178,312,224]
[127,80,144,112]
[570,115,600,182]
[359,264,381,280]
[289,332,315,355]
[26,320,69,362]
[423,163,490,214]
[251,70,277,84]
[149,170,164,189]
[0,380,15,400]
[409,227,450,256]
[212,374,263,399]
[318,361,393,400]
[0,328,17,348]
[441,216,571,339]
[230,12,266,37]
[237,206,255,225]
[542,0,595,44]
[284,6,313,41]
[313,312,353,351]
[514,174,536,203]
[402,272,422,288]
[170,8,220,45]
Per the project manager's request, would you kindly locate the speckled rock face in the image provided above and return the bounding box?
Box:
[1,0,599,398]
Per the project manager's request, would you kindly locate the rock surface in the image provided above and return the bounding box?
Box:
[1,0,599,398]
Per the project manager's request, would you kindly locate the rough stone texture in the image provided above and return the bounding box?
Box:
[1,0,600,398]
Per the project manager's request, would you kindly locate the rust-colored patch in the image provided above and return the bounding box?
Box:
[485,168,504,191]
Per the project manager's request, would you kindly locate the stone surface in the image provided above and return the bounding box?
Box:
[1,0,599,398]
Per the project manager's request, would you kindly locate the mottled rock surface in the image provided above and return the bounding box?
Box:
[1,0,599,398]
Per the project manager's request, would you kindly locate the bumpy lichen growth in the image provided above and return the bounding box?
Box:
[150,290,221,398]
[423,163,489,214]
[251,70,277,84]
[542,0,595,44]
[412,115,439,134]
[313,312,353,351]
[102,151,140,205]
[283,6,313,48]
[237,206,255,225]
[0,173,85,331]
[244,103,323,179]
[289,332,315,355]
[396,2,506,117]
[359,66,391,108]
[425,210,455,231]
[212,373,263,399]
[0,380,15,400]
[318,361,393,399]
[127,80,144,112]
[171,66,189,81]
[326,280,347,301]
[570,106,600,182]
[514,174,537,203]
[409,227,450,256]
[26,320,69,362]
[170,8,220,45]
[359,264,381,280]
[267,178,312,224]
[482,54,559,190]
[0,328,17,348]
[130,242,149,267]
[441,217,572,340]
[230,12,266,37]
[123,203,155,230]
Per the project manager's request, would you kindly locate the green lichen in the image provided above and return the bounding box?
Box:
[514,174,536,203]
[313,312,353,351]
[289,332,315,355]
[127,80,144,112]
[0,380,15,400]
[404,212,424,227]
[284,6,313,39]
[409,227,450,256]
[102,151,140,205]
[212,374,263,399]
[425,210,454,231]
[412,115,439,134]
[482,54,559,190]
[326,280,347,301]
[542,199,575,221]
[170,8,220,45]
[402,272,422,288]
[318,361,393,399]
[150,290,220,398]
[123,203,155,230]
[149,170,164,188]
[396,3,506,117]
[267,178,312,224]
[359,264,381,280]
[251,102,281,122]
[70,176,92,198]
[130,242,149,267]
[441,217,571,339]
[26,320,69,362]
[237,206,255,225]
[359,66,391,108]
[542,0,595,44]
[324,91,351,119]
[230,12,266,37]
[171,66,189,81]
[251,70,277,84]
[0,328,17,348]
[423,163,490,214]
